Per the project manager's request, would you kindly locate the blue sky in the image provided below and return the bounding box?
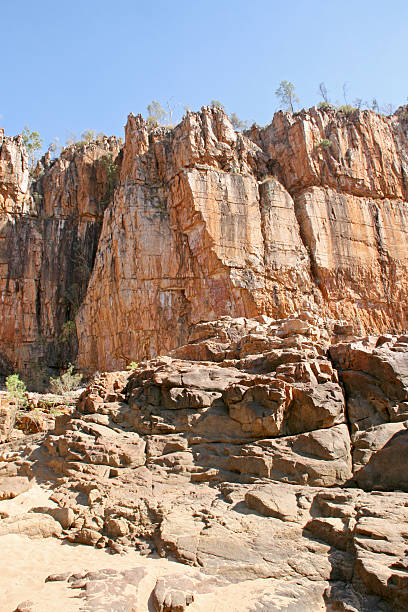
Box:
[2,0,407,150]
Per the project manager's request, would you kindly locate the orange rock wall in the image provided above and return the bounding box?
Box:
[76,106,408,372]
[0,133,120,375]
[1,106,408,374]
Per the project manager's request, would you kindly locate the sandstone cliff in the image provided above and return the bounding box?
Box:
[1,106,408,375]
[0,131,121,378]
[77,105,408,372]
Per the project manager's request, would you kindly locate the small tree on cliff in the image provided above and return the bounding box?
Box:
[146,101,167,128]
[21,126,43,167]
[211,99,225,110]
[275,81,299,113]
[230,113,249,131]
[81,129,96,144]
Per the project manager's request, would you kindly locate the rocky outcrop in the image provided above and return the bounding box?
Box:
[330,333,408,491]
[1,314,406,609]
[0,132,121,378]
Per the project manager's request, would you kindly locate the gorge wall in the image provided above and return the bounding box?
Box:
[1,105,408,375]
[0,130,121,378]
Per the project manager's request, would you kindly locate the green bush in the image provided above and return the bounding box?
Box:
[100,154,119,203]
[5,374,27,439]
[6,374,27,408]
[126,361,139,370]
[318,101,335,111]
[338,105,357,115]
[59,320,76,344]
[49,363,82,394]
[318,139,333,148]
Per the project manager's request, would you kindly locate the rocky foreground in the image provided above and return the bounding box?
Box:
[1,313,408,610]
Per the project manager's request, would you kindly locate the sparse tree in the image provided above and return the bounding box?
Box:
[319,82,330,104]
[275,81,299,113]
[211,99,225,110]
[166,98,177,126]
[81,129,96,144]
[353,98,364,110]
[47,137,60,157]
[371,99,380,113]
[21,126,43,167]
[146,100,166,127]
[230,112,248,131]
[380,102,395,116]
[342,82,349,105]
[66,132,77,147]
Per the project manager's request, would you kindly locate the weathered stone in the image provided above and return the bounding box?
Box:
[0,476,31,500]
[245,485,299,521]
[0,513,62,538]
[353,422,408,491]
[330,338,408,433]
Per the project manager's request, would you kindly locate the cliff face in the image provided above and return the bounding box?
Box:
[1,106,408,374]
[77,106,408,372]
[0,131,121,378]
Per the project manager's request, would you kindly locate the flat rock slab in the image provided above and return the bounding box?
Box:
[70,566,146,611]
[0,512,62,538]
[0,477,32,500]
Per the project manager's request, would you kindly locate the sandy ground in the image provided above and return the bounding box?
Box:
[0,484,325,611]
[0,532,293,612]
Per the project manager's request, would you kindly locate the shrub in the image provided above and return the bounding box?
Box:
[5,374,27,438]
[318,101,335,111]
[59,320,76,344]
[6,374,27,408]
[126,361,139,370]
[318,139,332,148]
[338,105,357,115]
[49,363,82,394]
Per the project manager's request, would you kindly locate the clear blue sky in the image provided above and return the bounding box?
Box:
[2,0,407,150]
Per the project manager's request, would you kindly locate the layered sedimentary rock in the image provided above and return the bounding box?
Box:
[3,314,408,610]
[0,131,120,378]
[1,106,408,374]
[77,105,408,372]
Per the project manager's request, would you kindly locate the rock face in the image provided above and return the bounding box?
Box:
[2,106,408,374]
[0,314,405,610]
[76,105,408,372]
[330,334,408,491]
[0,131,121,376]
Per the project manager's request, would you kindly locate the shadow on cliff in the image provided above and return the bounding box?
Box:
[352,427,408,492]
